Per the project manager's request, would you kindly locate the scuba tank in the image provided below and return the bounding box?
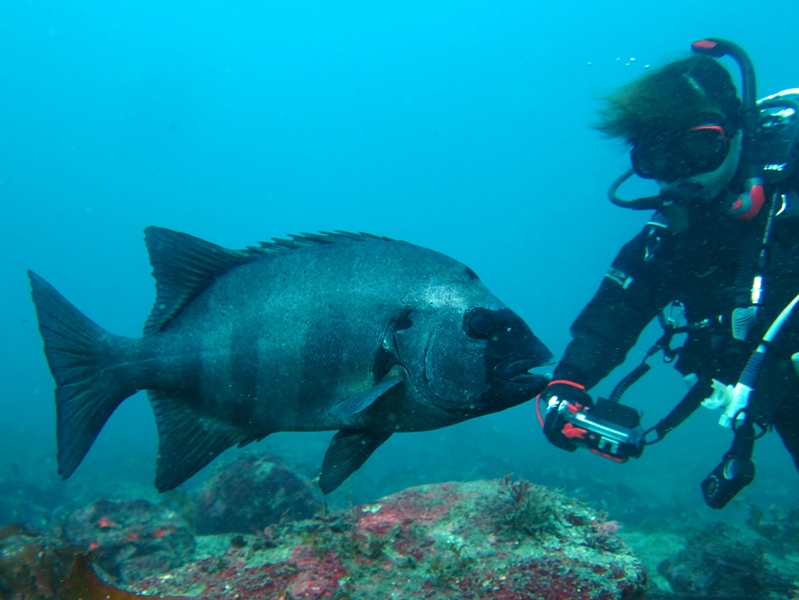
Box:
[757,89,799,186]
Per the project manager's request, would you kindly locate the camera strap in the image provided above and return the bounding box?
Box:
[605,310,688,407]
[644,378,714,444]
[608,313,715,445]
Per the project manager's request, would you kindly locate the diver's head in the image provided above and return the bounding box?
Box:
[597,55,744,209]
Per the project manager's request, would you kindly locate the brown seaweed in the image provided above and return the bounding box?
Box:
[61,554,188,600]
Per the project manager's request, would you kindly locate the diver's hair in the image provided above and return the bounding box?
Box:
[595,55,742,143]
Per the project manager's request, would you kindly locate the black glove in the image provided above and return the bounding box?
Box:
[539,380,594,452]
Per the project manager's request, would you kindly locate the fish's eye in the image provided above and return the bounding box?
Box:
[465,308,495,338]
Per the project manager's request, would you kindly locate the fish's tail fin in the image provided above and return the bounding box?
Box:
[28,271,137,480]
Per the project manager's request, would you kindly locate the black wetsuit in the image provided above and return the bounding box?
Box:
[553,190,799,470]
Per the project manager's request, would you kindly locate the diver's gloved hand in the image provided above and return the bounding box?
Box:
[539,380,594,452]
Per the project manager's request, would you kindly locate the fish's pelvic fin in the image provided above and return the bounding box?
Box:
[28,271,136,480]
[143,227,252,335]
[328,375,404,418]
[319,430,392,494]
[149,391,247,491]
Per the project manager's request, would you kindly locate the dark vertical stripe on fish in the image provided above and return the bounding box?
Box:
[229,308,259,428]
[297,305,348,416]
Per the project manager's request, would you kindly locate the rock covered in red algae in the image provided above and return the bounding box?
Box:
[127,478,647,599]
[63,498,195,583]
[188,453,322,535]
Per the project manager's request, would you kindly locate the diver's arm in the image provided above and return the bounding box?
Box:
[554,229,671,390]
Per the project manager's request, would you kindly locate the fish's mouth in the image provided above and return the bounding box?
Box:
[494,357,553,384]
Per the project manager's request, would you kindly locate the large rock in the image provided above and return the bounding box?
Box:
[188,453,323,534]
[658,522,798,598]
[129,478,647,599]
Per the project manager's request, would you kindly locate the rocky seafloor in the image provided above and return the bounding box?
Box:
[126,477,647,599]
[2,452,799,598]
[3,473,647,599]
[2,427,799,599]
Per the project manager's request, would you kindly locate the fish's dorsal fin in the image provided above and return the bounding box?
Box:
[143,227,251,334]
[319,430,392,494]
[247,231,392,255]
[149,390,249,491]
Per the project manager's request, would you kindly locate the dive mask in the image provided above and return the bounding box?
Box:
[631,118,733,183]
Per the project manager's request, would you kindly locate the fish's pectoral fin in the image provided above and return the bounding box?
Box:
[143,227,252,335]
[328,375,404,418]
[149,391,248,492]
[319,430,392,494]
[237,433,268,448]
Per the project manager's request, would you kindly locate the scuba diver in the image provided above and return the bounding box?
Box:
[538,38,799,508]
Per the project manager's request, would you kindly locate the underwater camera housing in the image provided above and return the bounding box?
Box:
[545,397,645,462]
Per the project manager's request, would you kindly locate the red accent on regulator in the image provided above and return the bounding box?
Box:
[737,184,765,221]
[691,40,718,51]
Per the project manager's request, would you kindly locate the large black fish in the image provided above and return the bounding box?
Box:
[29,227,552,494]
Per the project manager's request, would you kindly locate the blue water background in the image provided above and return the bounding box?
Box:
[2,1,798,523]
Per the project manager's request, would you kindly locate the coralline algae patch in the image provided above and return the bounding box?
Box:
[128,479,646,599]
[63,498,196,583]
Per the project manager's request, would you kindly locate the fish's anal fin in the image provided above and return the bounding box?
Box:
[319,430,392,494]
[143,227,252,335]
[328,375,404,418]
[149,391,247,492]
